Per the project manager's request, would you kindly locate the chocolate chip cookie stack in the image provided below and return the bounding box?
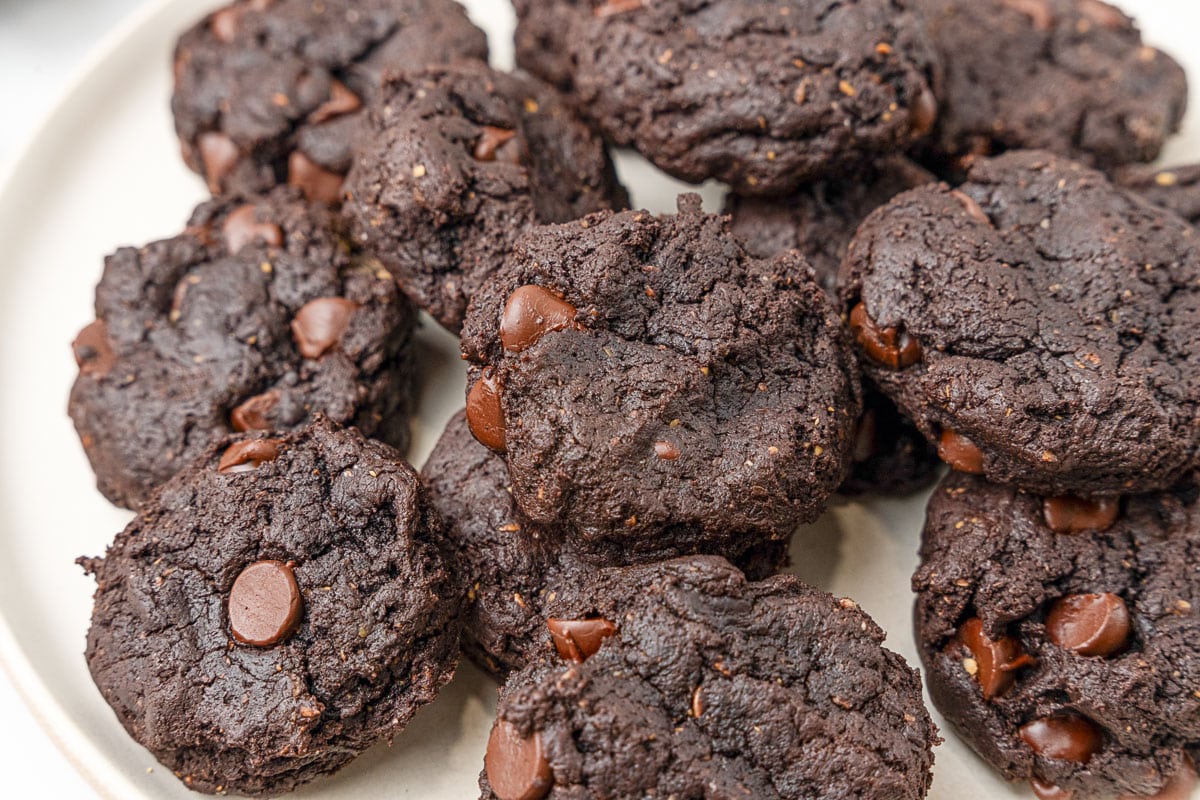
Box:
[64,0,1200,797]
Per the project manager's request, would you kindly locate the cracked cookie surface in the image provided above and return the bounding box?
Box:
[479,556,937,800]
[80,419,459,796]
[840,150,1200,497]
[69,188,415,509]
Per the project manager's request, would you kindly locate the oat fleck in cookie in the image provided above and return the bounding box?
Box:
[69,188,415,508]
[80,419,459,796]
[914,471,1200,799]
[480,557,938,800]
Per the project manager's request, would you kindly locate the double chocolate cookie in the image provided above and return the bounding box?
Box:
[480,556,938,800]
[513,0,939,195]
[461,195,860,555]
[422,411,788,677]
[80,419,459,796]
[840,150,1200,497]
[913,0,1187,172]
[343,61,629,331]
[914,471,1200,799]
[69,189,415,508]
[172,0,488,199]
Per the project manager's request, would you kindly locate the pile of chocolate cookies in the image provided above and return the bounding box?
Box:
[68,0,1200,797]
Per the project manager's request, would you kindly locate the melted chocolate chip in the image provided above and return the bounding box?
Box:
[72,320,117,378]
[228,559,303,646]
[485,719,553,800]
[911,86,938,137]
[218,439,283,474]
[500,285,581,353]
[467,367,506,453]
[222,204,284,254]
[1078,0,1125,30]
[309,79,362,124]
[938,430,985,474]
[231,390,280,432]
[654,440,681,460]
[198,131,240,194]
[1031,780,1074,800]
[474,126,521,163]
[951,190,991,225]
[956,617,1035,700]
[1117,761,1199,800]
[849,302,921,369]
[1046,593,1131,657]
[1019,715,1104,763]
[291,297,358,359]
[287,151,344,204]
[546,618,618,662]
[1042,495,1120,533]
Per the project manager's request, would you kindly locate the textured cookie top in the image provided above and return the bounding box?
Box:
[461,195,859,550]
[80,419,458,796]
[840,150,1200,496]
[914,471,1200,798]
[481,557,937,800]
[69,189,414,509]
[172,0,488,197]
[914,0,1186,170]
[343,61,628,331]
[514,0,939,195]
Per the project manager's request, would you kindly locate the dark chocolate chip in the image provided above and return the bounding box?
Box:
[467,366,506,453]
[228,559,303,647]
[955,617,1035,701]
[209,7,242,43]
[938,430,985,474]
[218,439,283,474]
[222,204,284,254]
[849,302,921,369]
[292,297,357,359]
[500,285,580,353]
[1046,593,1131,657]
[1078,0,1125,30]
[1019,715,1103,763]
[231,390,280,432]
[72,320,117,378]
[1117,761,1199,800]
[654,440,681,460]
[474,126,520,163]
[1042,496,1120,534]
[1031,780,1074,800]
[309,79,362,125]
[546,617,618,662]
[911,86,938,137]
[287,151,344,204]
[951,190,991,225]
[198,131,240,194]
[484,719,553,800]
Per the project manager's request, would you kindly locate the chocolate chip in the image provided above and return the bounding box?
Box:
[474,126,521,163]
[849,302,921,369]
[938,430,985,474]
[546,618,618,662]
[222,204,284,254]
[1019,715,1103,763]
[231,390,280,432]
[467,366,506,453]
[287,151,344,204]
[1042,495,1121,533]
[593,0,644,17]
[484,719,553,800]
[72,320,117,378]
[198,131,240,194]
[209,7,242,43]
[951,190,991,225]
[852,407,880,462]
[1117,761,1199,800]
[218,439,284,474]
[309,79,362,125]
[228,560,303,647]
[291,297,357,359]
[1031,780,1074,800]
[654,440,681,460]
[910,86,938,137]
[955,617,1035,701]
[1078,0,1125,31]
[1046,593,1131,657]
[1002,0,1056,31]
[500,285,581,353]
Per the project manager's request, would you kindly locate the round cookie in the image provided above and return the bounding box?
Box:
[460,195,861,554]
[839,150,1200,498]
[513,0,940,196]
[913,470,1200,799]
[479,556,938,800]
[1117,162,1200,228]
[172,0,488,199]
[343,61,628,331]
[913,0,1187,172]
[79,419,459,796]
[421,410,788,678]
[69,188,415,509]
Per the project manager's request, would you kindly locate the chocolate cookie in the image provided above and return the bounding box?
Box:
[479,556,938,800]
[69,189,415,509]
[421,411,788,677]
[79,419,459,796]
[914,471,1200,799]
[513,0,940,196]
[840,150,1200,497]
[343,61,628,331]
[913,0,1187,172]
[172,0,488,199]
[1117,162,1200,228]
[460,195,860,555]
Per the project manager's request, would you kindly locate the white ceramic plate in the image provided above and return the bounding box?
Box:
[1,0,1198,797]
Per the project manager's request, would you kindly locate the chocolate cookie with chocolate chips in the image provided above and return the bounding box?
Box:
[840,150,1200,497]
[479,556,938,800]
[1117,162,1200,228]
[79,418,459,796]
[342,61,628,331]
[460,195,860,557]
[913,0,1187,172]
[513,0,939,196]
[172,0,488,199]
[69,188,415,509]
[914,470,1200,799]
[422,411,788,677]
